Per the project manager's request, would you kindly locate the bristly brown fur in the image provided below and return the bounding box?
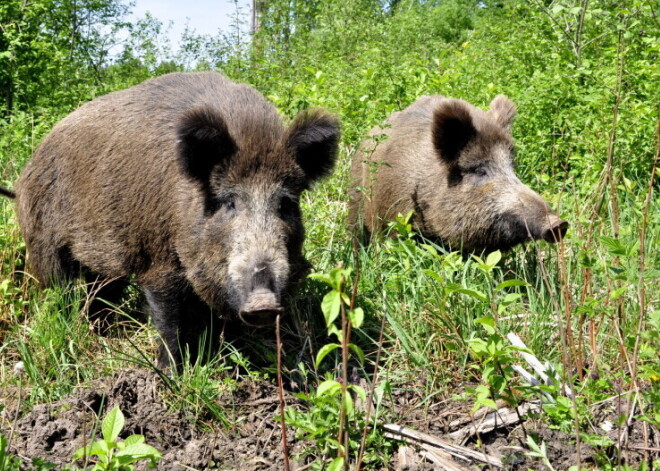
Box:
[348,94,567,252]
[12,71,340,366]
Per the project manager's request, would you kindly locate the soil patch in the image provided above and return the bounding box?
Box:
[3,369,305,470]
[2,369,657,470]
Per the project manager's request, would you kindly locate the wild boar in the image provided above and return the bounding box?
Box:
[348,95,567,252]
[4,72,340,366]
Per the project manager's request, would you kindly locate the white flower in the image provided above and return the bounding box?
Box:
[13,361,25,376]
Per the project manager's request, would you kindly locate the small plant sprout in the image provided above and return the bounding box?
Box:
[73,406,161,470]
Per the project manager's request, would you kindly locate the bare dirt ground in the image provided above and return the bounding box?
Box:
[2,368,656,470]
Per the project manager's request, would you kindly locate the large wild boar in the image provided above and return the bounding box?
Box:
[2,72,340,366]
[349,95,567,252]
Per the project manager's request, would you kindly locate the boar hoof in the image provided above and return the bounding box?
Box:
[239,289,283,327]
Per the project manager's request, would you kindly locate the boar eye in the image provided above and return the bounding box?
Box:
[466,165,488,177]
[215,195,236,214]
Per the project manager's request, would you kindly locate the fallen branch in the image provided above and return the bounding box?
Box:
[449,402,541,443]
[383,423,503,468]
[419,447,470,471]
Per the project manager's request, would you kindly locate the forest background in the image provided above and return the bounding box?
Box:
[0,0,659,469]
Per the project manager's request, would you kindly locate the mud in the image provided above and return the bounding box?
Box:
[2,369,656,470]
[3,369,304,470]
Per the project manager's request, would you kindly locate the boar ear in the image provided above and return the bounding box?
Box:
[490,95,516,130]
[287,109,340,185]
[177,106,237,182]
[432,100,476,164]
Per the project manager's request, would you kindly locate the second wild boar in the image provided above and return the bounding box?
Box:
[348,95,567,252]
[12,72,340,366]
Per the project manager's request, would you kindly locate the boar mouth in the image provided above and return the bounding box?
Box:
[238,289,284,328]
[541,219,569,244]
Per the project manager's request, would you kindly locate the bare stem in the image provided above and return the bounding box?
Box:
[275,315,291,471]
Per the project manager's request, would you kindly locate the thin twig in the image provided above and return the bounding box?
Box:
[627,113,659,461]
[356,296,387,470]
[275,315,291,471]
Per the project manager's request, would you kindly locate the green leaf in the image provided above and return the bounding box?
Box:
[495,279,528,290]
[328,457,345,471]
[115,443,161,460]
[600,236,628,256]
[485,250,502,267]
[316,380,341,397]
[350,384,367,402]
[308,272,333,287]
[446,284,489,302]
[343,391,354,416]
[423,269,444,284]
[315,343,340,368]
[348,307,364,329]
[102,406,125,443]
[321,290,342,327]
[476,315,496,335]
[328,324,343,342]
[123,435,145,446]
[348,343,365,365]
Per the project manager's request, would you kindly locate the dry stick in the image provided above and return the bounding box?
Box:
[603,29,629,469]
[336,270,351,470]
[275,315,291,471]
[625,113,660,463]
[536,252,581,468]
[355,299,387,470]
[383,424,504,468]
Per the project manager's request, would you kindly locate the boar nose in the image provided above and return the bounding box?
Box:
[239,262,283,327]
[541,218,569,243]
[249,262,276,292]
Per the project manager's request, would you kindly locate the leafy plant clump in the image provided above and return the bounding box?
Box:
[73,406,161,471]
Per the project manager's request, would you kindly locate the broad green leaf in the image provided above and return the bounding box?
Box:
[343,391,354,416]
[315,343,340,368]
[446,284,488,302]
[124,434,145,446]
[316,379,341,397]
[600,236,629,256]
[485,250,502,267]
[321,290,342,327]
[328,457,345,471]
[348,343,365,365]
[116,443,161,460]
[308,272,333,287]
[348,307,364,329]
[350,384,367,402]
[495,279,528,290]
[102,406,124,443]
[610,285,628,300]
[422,269,444,284]
[476,315,496,335]
[500,292,524,305]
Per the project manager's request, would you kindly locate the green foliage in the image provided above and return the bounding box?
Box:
[285,267,391,468]
[525,435,557,471]
[73,406,161,470]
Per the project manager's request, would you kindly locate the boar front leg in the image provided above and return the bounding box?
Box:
[144,274,218,368]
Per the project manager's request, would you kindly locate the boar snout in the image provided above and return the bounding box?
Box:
[236,261,284,327]
[541,217,569,244]
[239,289,283,327]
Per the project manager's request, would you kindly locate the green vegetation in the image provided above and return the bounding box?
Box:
[1,0,658,469]
[73,406,161,470]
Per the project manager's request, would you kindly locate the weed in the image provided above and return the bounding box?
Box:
[73,406,161,470]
